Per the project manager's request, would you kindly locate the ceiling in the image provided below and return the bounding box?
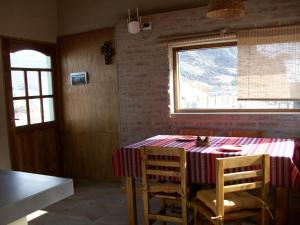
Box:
[58,0,210,35]
[113,0,209,15]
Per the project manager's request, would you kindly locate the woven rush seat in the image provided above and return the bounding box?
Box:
[197,189,261,214]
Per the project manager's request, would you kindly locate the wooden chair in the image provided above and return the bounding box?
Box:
[194,154,271,225]
[228,130,265,138]
[141,146,189,225]
[179,128,214,136]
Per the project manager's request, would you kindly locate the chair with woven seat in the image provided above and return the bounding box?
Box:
[179,128,214,136]
[228,130,265,138]
[194,154,271,225]
[141,146,189,225]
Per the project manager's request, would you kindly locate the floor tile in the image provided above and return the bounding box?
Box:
[29,212,92,225]
[28,180,299,225]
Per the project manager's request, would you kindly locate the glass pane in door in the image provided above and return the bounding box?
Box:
[9,48,55,128]
[41,71,53,95]
[13,100,28,126]
[29,99,42,124]
[43,98,55,122]
[11,70,26,97]
[27,71,40,96]
[10,50,51,69]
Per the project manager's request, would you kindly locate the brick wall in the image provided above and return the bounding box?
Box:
[115,0,300,146]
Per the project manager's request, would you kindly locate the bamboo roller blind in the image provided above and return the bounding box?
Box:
[237,25,300,100]
[166,33,237,48]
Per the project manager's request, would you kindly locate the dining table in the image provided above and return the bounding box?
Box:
[112,135,300,225]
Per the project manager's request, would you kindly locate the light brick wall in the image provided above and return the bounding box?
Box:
[115,0,300,146]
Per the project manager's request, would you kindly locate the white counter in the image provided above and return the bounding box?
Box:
[0,170,73,225]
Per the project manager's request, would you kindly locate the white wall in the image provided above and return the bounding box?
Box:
[0,0,58,169]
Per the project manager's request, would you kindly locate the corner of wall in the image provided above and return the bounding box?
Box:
[0,40,11,170]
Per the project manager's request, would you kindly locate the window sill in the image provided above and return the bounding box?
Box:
[170,111,300,116]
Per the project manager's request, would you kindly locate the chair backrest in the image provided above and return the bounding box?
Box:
[228,130,265,138]
[215,154,270,217]
[179,128,214,136]
[141,146,187,196]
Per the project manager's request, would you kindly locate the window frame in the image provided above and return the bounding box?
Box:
[2,37,59,131]
[171,41,300,113]
[11,67,55,126]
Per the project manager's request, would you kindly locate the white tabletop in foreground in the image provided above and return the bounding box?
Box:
[0,170,73,225]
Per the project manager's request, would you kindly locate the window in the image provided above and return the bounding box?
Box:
[10,50,55,126]
[171,25,300,112]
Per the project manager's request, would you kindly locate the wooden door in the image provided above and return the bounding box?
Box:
[58,28,119,182]
[1,37,62,175]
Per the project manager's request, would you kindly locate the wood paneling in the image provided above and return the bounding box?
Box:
[58,28,119,182]
[12,126,62,175]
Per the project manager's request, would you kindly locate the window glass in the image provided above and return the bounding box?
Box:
[11,70,26,97]
[41,71,53,95]
[177,46,238,109]
[27,71,40,96]
[9,48,55,127]
[175,44,300,111]
[29,99,42,124]
[10,50,51,69]
[43,98,55,122]
[13,100,28,126]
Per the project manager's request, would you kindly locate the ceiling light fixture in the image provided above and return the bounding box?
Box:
[206,0,245,20]
[127,8,142,34]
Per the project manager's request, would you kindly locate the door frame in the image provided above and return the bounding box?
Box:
[1,36,62,171]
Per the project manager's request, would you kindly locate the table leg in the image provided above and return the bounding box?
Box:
[126,177,137,225]
[7,217,27,225]
[275,187,289,225]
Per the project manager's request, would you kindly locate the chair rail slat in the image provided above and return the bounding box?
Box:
[228,130,265,138]
[146,160,180,167]
[179,128,214,136]
[221,155,263,169]
[224,170,263,182]
[224,181,263,193]
[146,169,181,177]
[148,214,182,223]
[144,147,182,156]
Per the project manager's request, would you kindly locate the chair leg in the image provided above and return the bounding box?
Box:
[218,220,224,225]
[235,219,242,225]
[160,199,166,225]
[194,206,200,225]
[142,190,150,225]
[182,197,188,225]
[261,208,269,225]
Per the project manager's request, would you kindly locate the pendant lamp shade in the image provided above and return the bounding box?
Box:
[206,0,245,19]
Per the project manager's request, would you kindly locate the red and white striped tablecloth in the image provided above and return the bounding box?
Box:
[113,135,300,192]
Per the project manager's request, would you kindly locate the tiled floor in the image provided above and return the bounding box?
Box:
[29,181,143,225]
[28,181,300,225]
